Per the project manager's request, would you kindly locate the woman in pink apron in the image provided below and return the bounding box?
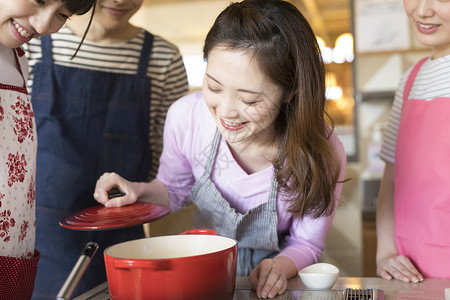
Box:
[0,1,95,299]
[377,0,450,282]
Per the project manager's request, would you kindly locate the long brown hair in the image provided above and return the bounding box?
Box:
[203,0,342,219]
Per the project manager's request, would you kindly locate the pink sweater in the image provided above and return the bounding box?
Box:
[157,91,346,271]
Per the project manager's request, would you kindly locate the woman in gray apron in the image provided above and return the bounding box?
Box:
[94,0,346,298]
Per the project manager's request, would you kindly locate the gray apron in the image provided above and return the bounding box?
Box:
[190,129,281,276]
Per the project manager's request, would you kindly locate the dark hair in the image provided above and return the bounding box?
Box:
[61,0,97,59]
[62,0,97,16]
[203,0,342,219]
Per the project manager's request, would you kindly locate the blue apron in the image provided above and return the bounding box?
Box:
[30,32,153,299]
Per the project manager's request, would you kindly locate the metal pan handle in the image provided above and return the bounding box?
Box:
[56,242,99,300]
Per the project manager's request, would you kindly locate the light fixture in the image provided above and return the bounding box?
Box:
[333,33,354,64]
[335,33,353,50]
[316,36,326,50]
[325,72,343,100]
[316,33,354,64]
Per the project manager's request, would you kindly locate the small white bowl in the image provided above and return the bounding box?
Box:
[298,263,339,289]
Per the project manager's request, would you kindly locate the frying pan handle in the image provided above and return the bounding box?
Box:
[114,259,172,270]
[179,228,217,235]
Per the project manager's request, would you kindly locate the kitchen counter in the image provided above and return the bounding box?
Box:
[74,276,450,299]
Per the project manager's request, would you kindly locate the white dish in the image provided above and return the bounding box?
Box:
[298,263,339,289]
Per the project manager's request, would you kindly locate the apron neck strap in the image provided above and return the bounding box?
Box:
[267,174,278,211]
[13,48,27,89]
[403,57,429,103]
[204,128,222,174]
[205,128,279,210]
[40,31,154,74]
[40,35,53,64]
[137,31,154,76]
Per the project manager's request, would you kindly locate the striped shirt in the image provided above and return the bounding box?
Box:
[24,26,189,179]
[379,54,450,163]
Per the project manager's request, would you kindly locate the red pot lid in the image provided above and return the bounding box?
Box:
[59,201,170,231]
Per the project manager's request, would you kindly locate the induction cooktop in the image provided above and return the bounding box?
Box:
[73,283,384,300]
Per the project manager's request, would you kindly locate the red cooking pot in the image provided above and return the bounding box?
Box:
[104,229,237,300]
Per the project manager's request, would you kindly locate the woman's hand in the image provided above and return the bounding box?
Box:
[248,258,289,298]
[376,254,423,283]
[93,172,139,207]
[375,163,423,283]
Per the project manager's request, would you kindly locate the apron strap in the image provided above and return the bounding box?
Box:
[40,35,53,64]
[40,31,154,72]
[137,31,154,76]
[13,48,27,90]
[205,128,279,210]
[268,175,278,211]
[204,129,222,175]
[402,57,429,105]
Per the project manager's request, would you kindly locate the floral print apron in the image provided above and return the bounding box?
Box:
[0,47,39,300]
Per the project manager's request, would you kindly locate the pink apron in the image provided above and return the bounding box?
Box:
[395,57,450,278]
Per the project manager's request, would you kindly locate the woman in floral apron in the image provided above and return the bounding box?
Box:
[0,1,95,299]
[94,0,347,299]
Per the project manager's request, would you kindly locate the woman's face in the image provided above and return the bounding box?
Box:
[403,0,450,58]
[203,47,284,148]
[94,0,143,31]
[0,0,71,48]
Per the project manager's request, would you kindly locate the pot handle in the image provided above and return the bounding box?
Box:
[114,259,173,271]
[179,228,217,235]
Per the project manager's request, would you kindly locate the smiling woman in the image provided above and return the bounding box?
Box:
[133,0,358,162]
[0,0,96,48]
[92,1,347,299]
[202,47,284,174]
[0,0,96,299]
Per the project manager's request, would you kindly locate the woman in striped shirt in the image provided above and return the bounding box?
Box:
[24,0,188,298]
[376,0,450,283]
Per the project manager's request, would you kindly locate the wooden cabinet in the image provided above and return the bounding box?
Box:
[361,175,380,277]
[362,213,377,276]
